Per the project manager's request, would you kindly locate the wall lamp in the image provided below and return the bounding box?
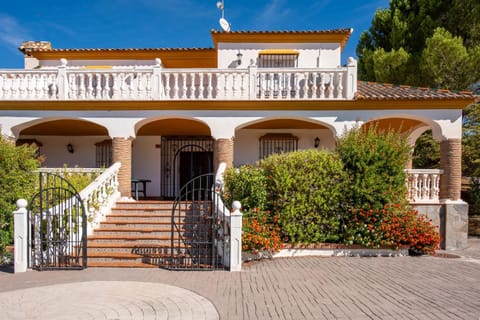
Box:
[237,51,243,66]
[314,137,320,148]
[67,143,74,154]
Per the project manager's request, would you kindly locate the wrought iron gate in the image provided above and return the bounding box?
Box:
[160,136,214,199]
[169,173,227,270]
[28,172,87,270]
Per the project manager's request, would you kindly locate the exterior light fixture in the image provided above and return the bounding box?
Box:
[314,137,320,148]
[67,143,74,153]
[237,51,243,66]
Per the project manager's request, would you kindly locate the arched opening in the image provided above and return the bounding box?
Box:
[134,117,213,199]
[16,118,110,168]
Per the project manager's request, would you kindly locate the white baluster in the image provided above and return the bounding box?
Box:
[328,73,335,99]
[223,73,229,99]
[172,73,179,99]
[207,73,213,99]
[145,73,152,99]
[196,73,202,99]
[337,72,344,99]
[231,73,237,98]
[310,72,318,100]
[164,74,171,99]
[86,73,93,99]
[181,73,187,99]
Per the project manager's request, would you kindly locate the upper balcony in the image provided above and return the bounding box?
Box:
[0,60,357,102]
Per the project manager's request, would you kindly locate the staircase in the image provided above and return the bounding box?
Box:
[87,199,222,269]
[87,200,176,268]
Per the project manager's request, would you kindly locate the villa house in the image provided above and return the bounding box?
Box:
[1,28,476,266]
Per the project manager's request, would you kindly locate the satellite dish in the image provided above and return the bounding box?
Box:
[219,17,231,32]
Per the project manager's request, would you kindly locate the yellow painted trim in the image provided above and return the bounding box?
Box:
[0,98,474,111]
[211,32,352,51]
[32,49,218,68]
[259,49,299,55]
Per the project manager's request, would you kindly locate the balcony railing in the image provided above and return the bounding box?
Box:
[0,63,357,101]
[405,169,443,203]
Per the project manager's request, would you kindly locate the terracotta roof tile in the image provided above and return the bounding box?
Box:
[20,47,214,53]
[210,29,353,35]
[356,81,477,101]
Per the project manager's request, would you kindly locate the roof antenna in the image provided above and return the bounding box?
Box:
[216,1,231,32]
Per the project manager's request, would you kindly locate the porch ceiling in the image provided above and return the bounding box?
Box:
[20,119,108,136]
[137,119,211,136]
[242,119,328,130]
[363,118,425,133]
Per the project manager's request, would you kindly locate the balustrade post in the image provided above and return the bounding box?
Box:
[248,65,257,99]
[346,57,357,100]
[13,199,28,273]
[57,58,68,99]
[152,58,163,99]
[230,201,242,272]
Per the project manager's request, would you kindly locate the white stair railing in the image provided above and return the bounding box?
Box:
[405,169,443,203]
[79,162,121,234]
[213,162,242,271]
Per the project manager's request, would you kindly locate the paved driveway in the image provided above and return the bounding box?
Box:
[1,254,479,320]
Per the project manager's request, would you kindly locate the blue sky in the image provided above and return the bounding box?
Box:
[0,0,389,68]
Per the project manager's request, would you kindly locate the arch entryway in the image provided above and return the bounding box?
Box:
[134,117,214,199]
[14,118,110,168]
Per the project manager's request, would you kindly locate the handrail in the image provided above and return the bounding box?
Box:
[79,162,121,234]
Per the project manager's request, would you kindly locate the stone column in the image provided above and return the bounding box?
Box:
[439,139,462,201]
[112,137,132,198]
[214,138,234,171]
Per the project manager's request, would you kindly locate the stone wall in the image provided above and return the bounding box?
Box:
[412,202,468,250]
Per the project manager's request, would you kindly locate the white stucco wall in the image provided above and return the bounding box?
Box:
[234,129,336,166]
[217,43,341,69]
[21,135,109,168]
[132,136,162,197]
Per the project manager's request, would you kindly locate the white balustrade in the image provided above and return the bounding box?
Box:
[78,162,121,234]
[405,169,443,203]
[0,65,355,101]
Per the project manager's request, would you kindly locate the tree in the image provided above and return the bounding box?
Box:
[357,0,480,87]
[357,0,480,178]
[0,137,39,254]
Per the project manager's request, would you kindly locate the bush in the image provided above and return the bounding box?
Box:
[336,125,411,210]
[469,177,480,216]
[242,208,282,255]
[344,204,440,254]
[262,150,347,243]
[0,137,39,254]
[224,165,267,211]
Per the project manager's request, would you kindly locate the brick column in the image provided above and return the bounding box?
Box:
[112,137,132,198]
[214,138,234,171]
[439,139,462,201]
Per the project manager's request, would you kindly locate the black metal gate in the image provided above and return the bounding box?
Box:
[160,136,214,199]
[169,173,227,270]
[28,172,87,270]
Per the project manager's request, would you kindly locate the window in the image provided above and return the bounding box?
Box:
[95,139,112,168]
[259,133,298,159]
[258,50,299,68]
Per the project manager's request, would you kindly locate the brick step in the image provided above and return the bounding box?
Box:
[111,208,174,214]
[114,201,175,210]
[87,234,174,241]
[87,245,211,255]
[95,226,173,232]
[105,215,173,223]
[87,261,159,268]
[94,227,172,233]
[99,221,187,227]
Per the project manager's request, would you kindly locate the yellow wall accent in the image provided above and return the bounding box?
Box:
[258,49,300,55]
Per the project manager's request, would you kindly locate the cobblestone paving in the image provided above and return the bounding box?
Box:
[1,255,479,320]
[0,281,219,320]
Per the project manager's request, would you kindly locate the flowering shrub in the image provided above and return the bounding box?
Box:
[343,204,440,254]
[242,208,282,255]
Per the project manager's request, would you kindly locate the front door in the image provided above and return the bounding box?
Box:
[179,151,213,188]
